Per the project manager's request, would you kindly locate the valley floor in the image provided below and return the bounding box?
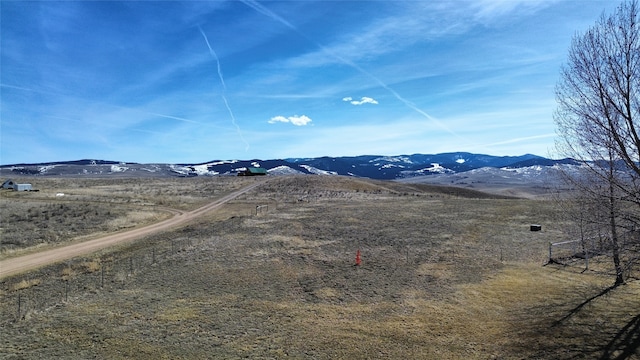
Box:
[1,176,638,359]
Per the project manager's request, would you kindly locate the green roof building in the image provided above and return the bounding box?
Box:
[238,167,268,176]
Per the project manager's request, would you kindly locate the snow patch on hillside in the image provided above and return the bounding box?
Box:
[380,163,406,169]
[190,164,217,175]
[372,156,413,164]
[268,166,303,175]
[300,165,338,175]
[416,163,452,174]
[170,164,197,176]
[111,164,128,173]
[501,165,542,172]
[209,160,238,166]
[39,165,58,173]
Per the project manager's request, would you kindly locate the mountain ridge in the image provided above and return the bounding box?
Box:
[0,152,575,180]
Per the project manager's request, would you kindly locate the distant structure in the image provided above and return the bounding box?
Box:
[238,167,268,176]
[2,180,33,191]
[1,179,15,189]
[14,183,33,191]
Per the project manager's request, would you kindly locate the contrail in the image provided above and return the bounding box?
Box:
[0,83,34,92]
[240,0,459,138]
[198,26,249,151]
[485,133,556,147]
[150,112,200,124]
[4,83,205,127]
[198,27,226,91]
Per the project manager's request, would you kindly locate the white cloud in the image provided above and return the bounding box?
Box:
[344,96,379,105]
[268,115,312,126]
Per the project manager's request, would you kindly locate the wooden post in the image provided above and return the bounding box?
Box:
[585,250,589,271]
[549,242,553,263]
[585,255,589,270]
[17,293,21,320]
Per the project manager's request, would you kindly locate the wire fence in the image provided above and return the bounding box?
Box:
[548,236,639,280]
[0,208,273,324]
[4,236,199,323]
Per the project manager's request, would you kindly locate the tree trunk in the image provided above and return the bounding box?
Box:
[609,181,625,286]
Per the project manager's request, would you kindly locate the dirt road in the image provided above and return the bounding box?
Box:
[0,179,265,279]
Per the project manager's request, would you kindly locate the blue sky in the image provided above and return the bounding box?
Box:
[0,0,620,164]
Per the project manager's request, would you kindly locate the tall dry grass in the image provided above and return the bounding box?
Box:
[0,175,638,359]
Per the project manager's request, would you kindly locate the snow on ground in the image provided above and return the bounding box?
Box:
[500,165,544,175]
[38,165,59,174]
[416,163,452,174]
[110,164,128,173]
[208,160,238,166]
[169,165,192,176]
[300,165,338,175]
[372,156,413,164]
[380,163,406,169]
[192,164,218,175]
[268,166,303,175]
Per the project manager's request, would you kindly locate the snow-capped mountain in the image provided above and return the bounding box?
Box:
[0,152,578,181]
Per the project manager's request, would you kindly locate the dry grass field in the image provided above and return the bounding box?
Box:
[0,176,252,257]
[1,175,639,359]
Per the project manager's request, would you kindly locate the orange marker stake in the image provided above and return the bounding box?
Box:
[355,249,361,266]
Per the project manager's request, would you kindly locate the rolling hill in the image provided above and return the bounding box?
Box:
[0,152,577,181]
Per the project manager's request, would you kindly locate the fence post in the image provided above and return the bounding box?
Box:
[548,242,552,263]
[17,293,21,321]
[585,250,589,271]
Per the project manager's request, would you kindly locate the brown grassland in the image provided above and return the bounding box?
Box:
[0,175,639,359]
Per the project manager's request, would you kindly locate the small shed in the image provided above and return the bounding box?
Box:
[238,167,268,176]
[1,179,15,189]
[14,183,32,192]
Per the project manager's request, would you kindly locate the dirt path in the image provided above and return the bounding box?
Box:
[0,179,266,279]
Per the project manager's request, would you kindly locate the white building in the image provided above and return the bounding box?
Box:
[14,183,32,191]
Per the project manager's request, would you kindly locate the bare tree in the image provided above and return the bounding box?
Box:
[555,0,639,286]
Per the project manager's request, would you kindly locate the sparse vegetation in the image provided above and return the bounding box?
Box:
[0,176,250,257]
[0,175,638,359]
